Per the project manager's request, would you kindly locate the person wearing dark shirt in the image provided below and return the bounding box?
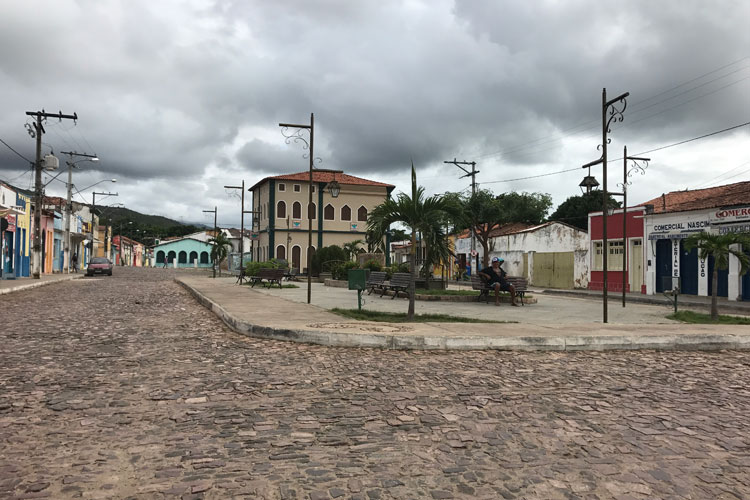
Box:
[479,256,518,306]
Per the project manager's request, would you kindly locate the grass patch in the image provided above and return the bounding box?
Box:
[415,288,480,296]
[242,283,299,288]
[668,310,750,325]
[331,308,514,323]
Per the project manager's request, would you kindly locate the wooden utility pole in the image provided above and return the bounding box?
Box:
[26,110,78,278]
[444,158,479,273]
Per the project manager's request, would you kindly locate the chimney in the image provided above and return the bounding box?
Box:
[661,193,666,211]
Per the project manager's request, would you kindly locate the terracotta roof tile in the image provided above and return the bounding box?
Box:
[640,181,750,214]
[250,170,394,190]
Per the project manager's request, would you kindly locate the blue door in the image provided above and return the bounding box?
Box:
[655,239,672,293]
[679,242,698,295]
[707,255,729,297]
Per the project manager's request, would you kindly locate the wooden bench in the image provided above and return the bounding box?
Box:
[471,274,529,305]
[250,268,285,288]
[385,272,412,299]
[366,271,387,295]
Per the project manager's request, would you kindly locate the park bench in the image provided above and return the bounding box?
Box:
[471,274,529,305]
[285,268,299,281]
[385,272,412,299]
[366,271,387,295]
[250,268,285,288]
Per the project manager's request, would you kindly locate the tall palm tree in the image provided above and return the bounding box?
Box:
[684,231,750,320]
[368,163,459,320]
[208,231,233,277]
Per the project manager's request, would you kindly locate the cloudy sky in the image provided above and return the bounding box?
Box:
[1,0,748,227]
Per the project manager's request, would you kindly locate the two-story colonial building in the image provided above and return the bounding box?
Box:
[249,169,394,272]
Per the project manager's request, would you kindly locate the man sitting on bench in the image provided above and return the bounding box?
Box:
[479,257,518,307]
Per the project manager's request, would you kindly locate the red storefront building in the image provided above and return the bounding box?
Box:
[588,206,647,293]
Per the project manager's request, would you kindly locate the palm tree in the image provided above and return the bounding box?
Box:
[368,163,459,320]
[342,239,364,262]
[684,231,750,320]
[208,231,233,277]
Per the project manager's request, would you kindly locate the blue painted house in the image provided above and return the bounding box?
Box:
[153,233,214,268]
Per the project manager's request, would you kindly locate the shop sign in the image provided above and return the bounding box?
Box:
[710,206,750,225]
[672,239,680,278]
[649,219,710,240]
[5,214,16,232]
[718,222,750,235]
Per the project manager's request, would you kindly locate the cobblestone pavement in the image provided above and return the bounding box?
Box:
[1,268,749,500]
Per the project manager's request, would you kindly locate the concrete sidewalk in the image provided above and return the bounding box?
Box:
[176,276,750,351]
[0,273,82,295]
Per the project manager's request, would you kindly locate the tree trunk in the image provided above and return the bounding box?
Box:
[408,230,416,320]
[710,267,719,320]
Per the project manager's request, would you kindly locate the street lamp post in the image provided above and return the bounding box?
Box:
[279,113,317,304]
[91,190,117,260]
[60,151,98,273]
[224,181,246,274]
[203,207,217,277]
[581,88,629,324]
[615,146,650,307]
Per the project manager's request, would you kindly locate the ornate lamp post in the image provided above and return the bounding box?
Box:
[615,147,650,307]
[581,88,629,323]
[279,114,319,305]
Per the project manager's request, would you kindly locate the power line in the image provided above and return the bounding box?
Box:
[472,58,750,161]
[0,137,33,163]
[481,121,750,185]
[692,160,750,189]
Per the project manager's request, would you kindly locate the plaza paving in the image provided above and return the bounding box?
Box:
[1,267,750,499]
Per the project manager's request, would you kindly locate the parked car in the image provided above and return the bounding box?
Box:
[86,257,113,276]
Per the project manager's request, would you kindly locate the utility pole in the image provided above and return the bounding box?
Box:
[60,151,98,273]
[203,207,218,278]
[26,110,78,278]
[444,158,479,274]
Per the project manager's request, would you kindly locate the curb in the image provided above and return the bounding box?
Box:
[0,274,83,295]
[541,289,750,315]
[177,278,750,351]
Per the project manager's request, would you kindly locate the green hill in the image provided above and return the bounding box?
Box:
[94,207,204,244]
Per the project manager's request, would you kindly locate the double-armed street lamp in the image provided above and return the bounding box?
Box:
[581,88,629,323]
[60,151,99,273]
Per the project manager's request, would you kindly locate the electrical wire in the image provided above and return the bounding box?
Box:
[481,121,750,185]
[471,58,750,161]
[0,137,33,163]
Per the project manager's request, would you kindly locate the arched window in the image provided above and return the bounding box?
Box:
[156,250,165,264]
[277,200,286,219]
[324,204,334,220]
[200,251,209,264]
[167,251,177,263]
[292,245,301,270]
[357,206,368,221]
[276,245,286,260]
[341,205,351,221]
[178,251,187,264]
[308,202,317,220]
[292,201,301,219]
[189,251,198,264]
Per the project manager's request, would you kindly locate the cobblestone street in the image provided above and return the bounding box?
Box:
[1,268,749,499]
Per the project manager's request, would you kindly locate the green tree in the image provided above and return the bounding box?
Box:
[548,191,621,231]
[444,190,501,270]
[342,239,364,261]
[208,231,233,277]
[368,164,459,320]
[684,232,750,320]
[310,245,347,276]
[495,191,552,225]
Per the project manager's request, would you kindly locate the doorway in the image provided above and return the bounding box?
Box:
[630,239,643,293]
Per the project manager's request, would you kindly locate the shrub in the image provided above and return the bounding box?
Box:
[311,245,347,276]
[245,259,280,277]
[331,260,359,280]
[362,259,382,272]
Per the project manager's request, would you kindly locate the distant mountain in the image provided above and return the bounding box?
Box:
[95,207,182,229]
